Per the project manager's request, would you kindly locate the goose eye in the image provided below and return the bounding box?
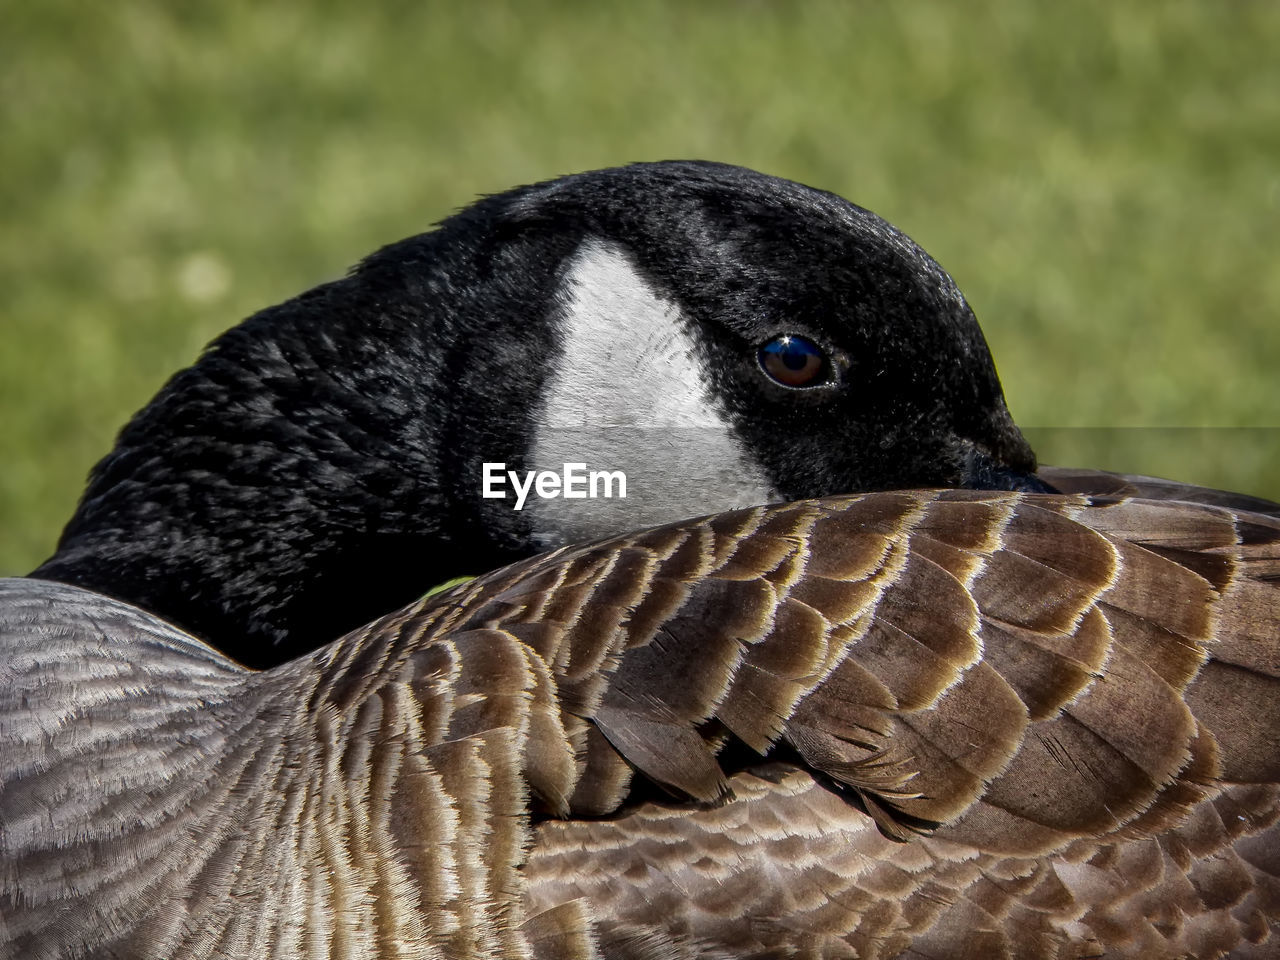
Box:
[758,335,827,387]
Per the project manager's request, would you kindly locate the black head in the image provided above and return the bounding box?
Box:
[34,161,1038,667]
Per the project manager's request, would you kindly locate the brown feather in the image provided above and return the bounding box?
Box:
[9,490,1280,958]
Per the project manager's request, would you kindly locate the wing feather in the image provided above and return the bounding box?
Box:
[7,488,1280,958]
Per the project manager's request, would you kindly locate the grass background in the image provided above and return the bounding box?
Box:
[3,1,1278,575]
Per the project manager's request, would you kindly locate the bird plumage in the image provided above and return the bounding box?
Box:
[7,488,1280,957]
[4,161,1278,959]
[30,161,1036,669]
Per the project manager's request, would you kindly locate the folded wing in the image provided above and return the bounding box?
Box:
[5,487,1280,959]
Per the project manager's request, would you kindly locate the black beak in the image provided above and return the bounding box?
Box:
[959,442,1056,493]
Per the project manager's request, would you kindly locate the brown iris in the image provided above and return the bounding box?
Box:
[758,335,826,387]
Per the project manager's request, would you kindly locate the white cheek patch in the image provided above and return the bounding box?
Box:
[526,239,779,548]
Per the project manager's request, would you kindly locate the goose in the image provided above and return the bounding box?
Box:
[2,161,1278,960]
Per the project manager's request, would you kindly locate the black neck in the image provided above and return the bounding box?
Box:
[33,221,564,668]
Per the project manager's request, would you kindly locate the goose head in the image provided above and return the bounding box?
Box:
[33,161,1039,667]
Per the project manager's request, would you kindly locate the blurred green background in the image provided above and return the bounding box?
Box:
[3,1,1279,575]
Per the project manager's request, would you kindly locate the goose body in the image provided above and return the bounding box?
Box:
[3,162,1278,959]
